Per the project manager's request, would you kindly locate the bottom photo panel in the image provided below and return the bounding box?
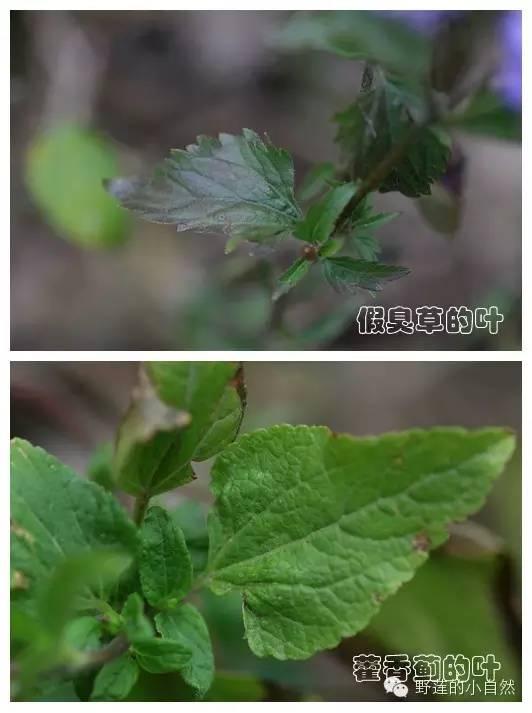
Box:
[10,361,522,703]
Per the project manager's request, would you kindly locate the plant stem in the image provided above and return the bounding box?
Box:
[80,635,129,672]
[133,492,150,526]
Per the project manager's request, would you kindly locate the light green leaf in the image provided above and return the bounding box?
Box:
[106,129,302,243]
[10,439,138,614]
[297,162,336,202]
[275,11,430,78]
[25,124,128,248]
[132,638,191,674]
[352,210,399,231]
[63,616,102,653]
[273,257,313,301]
[335,74,451,197]
[155,604,214,697]
[113,368,194,496]
[38,550,132,638]
[207,425,515,660]
[91,653,139,701]
[140,506,193,608]
[322,256,409,293]
[147,361,246,463]
[448,90,521,141]
[121,593,154,644]
[116,361,245,497]
[351,234,381,262]
[294,183,356,244]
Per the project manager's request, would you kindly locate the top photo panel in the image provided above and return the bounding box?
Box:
[11,10,522,351]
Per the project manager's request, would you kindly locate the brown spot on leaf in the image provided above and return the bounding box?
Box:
[412,531,431,552]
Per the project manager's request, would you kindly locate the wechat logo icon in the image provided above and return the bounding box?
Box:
[384,676,409,699]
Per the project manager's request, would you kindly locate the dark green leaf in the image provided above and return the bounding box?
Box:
[91,653,139,701]
[322,256,409,293]
[294,183,356,244]
[140,507,192,608]
[155,605,214,697]
[335,75,451,197]
[25,124,128,248]
[207,424,514,659]
[273,257,313,301]
[106,129,302,243]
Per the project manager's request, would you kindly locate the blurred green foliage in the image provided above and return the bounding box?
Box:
[25,124,129,248]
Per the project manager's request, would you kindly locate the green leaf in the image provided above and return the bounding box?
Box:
[132,638,191,674]
[207,425,515,660]
[116,361,245,497]
[38,550,132,638]
[351,210,399,232]
[113,369,194,497]
[140,506,193,608]
[322,256,409,293]
[121,593,154,643]
[86,443,114,491]
[297,162,336,202]
[171,501,210,575]
[155,605,215,697]
[368,552,520,700]
[275,11,430,78]
[147,362,246,464]
[273,257,313,301]
[25,124,128,248]
[448,90,521,141]
[91,653,139,701]
[351,234,381,262]
[11,438,138,614]
[64,616,102,653]
[335,75,451,197]
[106,129,302,243]
[294,183,356,244]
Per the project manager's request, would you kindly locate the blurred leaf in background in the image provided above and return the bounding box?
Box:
[25,124,129,248]
[368,551,520,701]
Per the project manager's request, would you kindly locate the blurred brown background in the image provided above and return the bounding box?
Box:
[11,11,521,350]
[10,361,521,700]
